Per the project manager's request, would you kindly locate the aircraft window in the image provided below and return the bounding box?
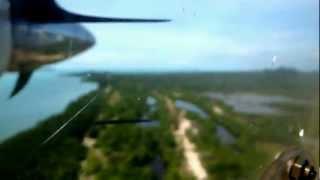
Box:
[0,0,319,179]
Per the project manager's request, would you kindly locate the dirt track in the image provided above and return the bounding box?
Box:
[174,115,208,180]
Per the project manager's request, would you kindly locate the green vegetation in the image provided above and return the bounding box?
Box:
[83,69,318,100]
[1,69,318,179]
[0,91,105,179]
[172,93,266,179]
[81,88,188,179]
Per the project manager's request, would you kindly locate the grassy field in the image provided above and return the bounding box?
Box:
[0,69,318,179]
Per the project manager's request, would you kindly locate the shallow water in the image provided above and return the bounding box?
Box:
[206,92,303,115]
[0,71,97,141]
[151,155,165,179]
[146,96,157,114]
[175,99,208,118]
[216,125,236,145]
[138,120,160,128]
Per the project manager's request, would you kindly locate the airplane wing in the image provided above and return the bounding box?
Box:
[10,0,170,23]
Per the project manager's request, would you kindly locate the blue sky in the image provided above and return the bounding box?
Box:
[54,0,319,72]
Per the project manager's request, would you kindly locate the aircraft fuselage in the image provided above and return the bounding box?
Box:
[9,23,95,72]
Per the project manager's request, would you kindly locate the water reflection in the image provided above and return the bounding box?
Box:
[175,99,208,118]
[138,120,160,128]
[206,92,305,115]
[146,96,157,114]
[215,125,236,145]
[151,155,165,180]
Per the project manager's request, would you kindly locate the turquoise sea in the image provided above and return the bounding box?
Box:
[0,71,97,142]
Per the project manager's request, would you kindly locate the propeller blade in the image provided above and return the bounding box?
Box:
[10,71,33,98]
[10,0,171,23]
